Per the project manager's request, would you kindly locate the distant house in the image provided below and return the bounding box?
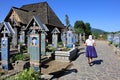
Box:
[4,2,64,46]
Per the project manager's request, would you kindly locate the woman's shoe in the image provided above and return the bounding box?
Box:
[89,63,93,66]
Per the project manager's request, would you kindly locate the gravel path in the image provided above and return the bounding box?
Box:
[58,40,120,80]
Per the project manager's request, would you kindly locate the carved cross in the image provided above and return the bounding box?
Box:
[1,27,8,38]
[30,22,40,34]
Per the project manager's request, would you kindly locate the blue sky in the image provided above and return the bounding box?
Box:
[0,0,120,32]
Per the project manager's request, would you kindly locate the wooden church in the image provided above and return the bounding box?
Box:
[3,2,64,48]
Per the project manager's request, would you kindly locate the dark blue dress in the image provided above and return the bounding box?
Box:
[86,46,97,58]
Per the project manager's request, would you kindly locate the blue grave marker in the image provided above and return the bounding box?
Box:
[1,37,9,70]
[61,32,66,47]
[12,27,18,48]
[51,28,60,48]
[41,33,46,55]
[107,34,113,41]
[113,34,119,45]
[67,30,73,48]
[75,34,78,43]
[19,26,25,45]
[41,24,49,56]
[0,22,15,70]
[25,16,48,71]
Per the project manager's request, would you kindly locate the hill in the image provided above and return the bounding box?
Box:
[91,28,107,34]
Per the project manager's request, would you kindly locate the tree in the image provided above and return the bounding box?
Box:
[74,20,85,32]
[74,20,85,44]
[84,23,91,36]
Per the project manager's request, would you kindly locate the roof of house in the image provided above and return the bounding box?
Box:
[5,2,64,29]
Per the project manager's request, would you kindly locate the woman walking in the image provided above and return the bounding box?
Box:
[85,35,97,66]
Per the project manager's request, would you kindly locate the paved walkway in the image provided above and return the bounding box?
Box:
[58,40,120,80]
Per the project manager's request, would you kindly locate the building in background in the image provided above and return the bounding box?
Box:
[4,2,64,48]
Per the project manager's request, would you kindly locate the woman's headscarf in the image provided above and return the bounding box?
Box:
[88,35,92,40]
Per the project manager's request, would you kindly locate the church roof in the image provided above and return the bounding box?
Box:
[5,2,64,29]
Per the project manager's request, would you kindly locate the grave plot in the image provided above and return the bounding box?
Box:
[54,26,79,62]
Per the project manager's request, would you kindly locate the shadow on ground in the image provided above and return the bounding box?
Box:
[70,47,86,61]
[49,68,77,80]
[48,63,77,80]
[70,51,85,61]
[92,59,103,65]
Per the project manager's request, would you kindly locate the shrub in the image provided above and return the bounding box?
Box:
[114,44,118,47]
[109,41,113,45]
[10,53,30,63]
[46,46,56,52]
[5,68,39,80]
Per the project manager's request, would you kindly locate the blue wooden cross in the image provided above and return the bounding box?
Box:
[25,16,49,71]
[51,28,60,48]
[0,22,15,70]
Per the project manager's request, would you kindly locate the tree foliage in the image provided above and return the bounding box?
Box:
[74,20,91,36]
[74,20,85,34]
[84,23,91,36]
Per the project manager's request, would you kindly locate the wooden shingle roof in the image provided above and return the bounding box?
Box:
[5,2,64,29]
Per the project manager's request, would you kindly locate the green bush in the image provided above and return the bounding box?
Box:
[58,41,63,48]
[109,41,113,45]
[62,48,71,51]
[114,44,118,47]
[10,53,30,63]
[5,68,39,80]
[58,41,63,45]
[46,46,56,52]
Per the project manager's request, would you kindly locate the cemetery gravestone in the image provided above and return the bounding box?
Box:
[75,34,78,43]
[67,30,73,48]
[52,28,60,48]
[61,32,67,47]
[20,26,25,45]
[0,22,15,70]
[25,16,48,71]
[12,26,18,48]
[41,24,49,56]
[107,34,113,41]
[113,34,119,45]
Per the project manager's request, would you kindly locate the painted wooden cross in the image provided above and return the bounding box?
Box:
[0,22,15,70]
[12,26,18,48]
[19,26,25,45]
[67,27,74,48]
[41,24,48,56]
[61,31,67,47]
[51,28,60,48]
[107,34,113,41]
[25,16,49,71]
